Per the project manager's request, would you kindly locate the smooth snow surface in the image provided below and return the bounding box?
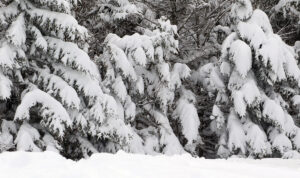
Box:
[0,151,300,178]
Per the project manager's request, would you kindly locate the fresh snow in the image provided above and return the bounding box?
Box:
[14,89,72,137]
[231,0,253,21]
[0,151,300,178]
[1,0,300,161]
[229,40,252,78]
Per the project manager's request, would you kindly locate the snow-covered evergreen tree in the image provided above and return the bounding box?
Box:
[101,17,201,154]
[197,0,300,158]
[0,0,137,158]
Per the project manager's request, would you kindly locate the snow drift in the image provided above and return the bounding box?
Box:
[0,151,300,178]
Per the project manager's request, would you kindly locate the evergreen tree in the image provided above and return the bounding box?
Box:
[0,0,135,158]
[198,0,300,158]
[101,17,201,154]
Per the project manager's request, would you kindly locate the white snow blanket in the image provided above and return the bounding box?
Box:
[0,151,300,178]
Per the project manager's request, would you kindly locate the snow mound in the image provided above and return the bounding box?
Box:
[0,151,300,178]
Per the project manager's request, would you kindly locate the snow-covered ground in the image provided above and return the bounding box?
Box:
[0,151,300,178]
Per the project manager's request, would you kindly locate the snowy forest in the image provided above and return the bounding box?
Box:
[0,0,300,160]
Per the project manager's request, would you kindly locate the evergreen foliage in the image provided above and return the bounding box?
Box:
[0,0,299,160]
[198,0,300,158]
[0,0,136,158]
